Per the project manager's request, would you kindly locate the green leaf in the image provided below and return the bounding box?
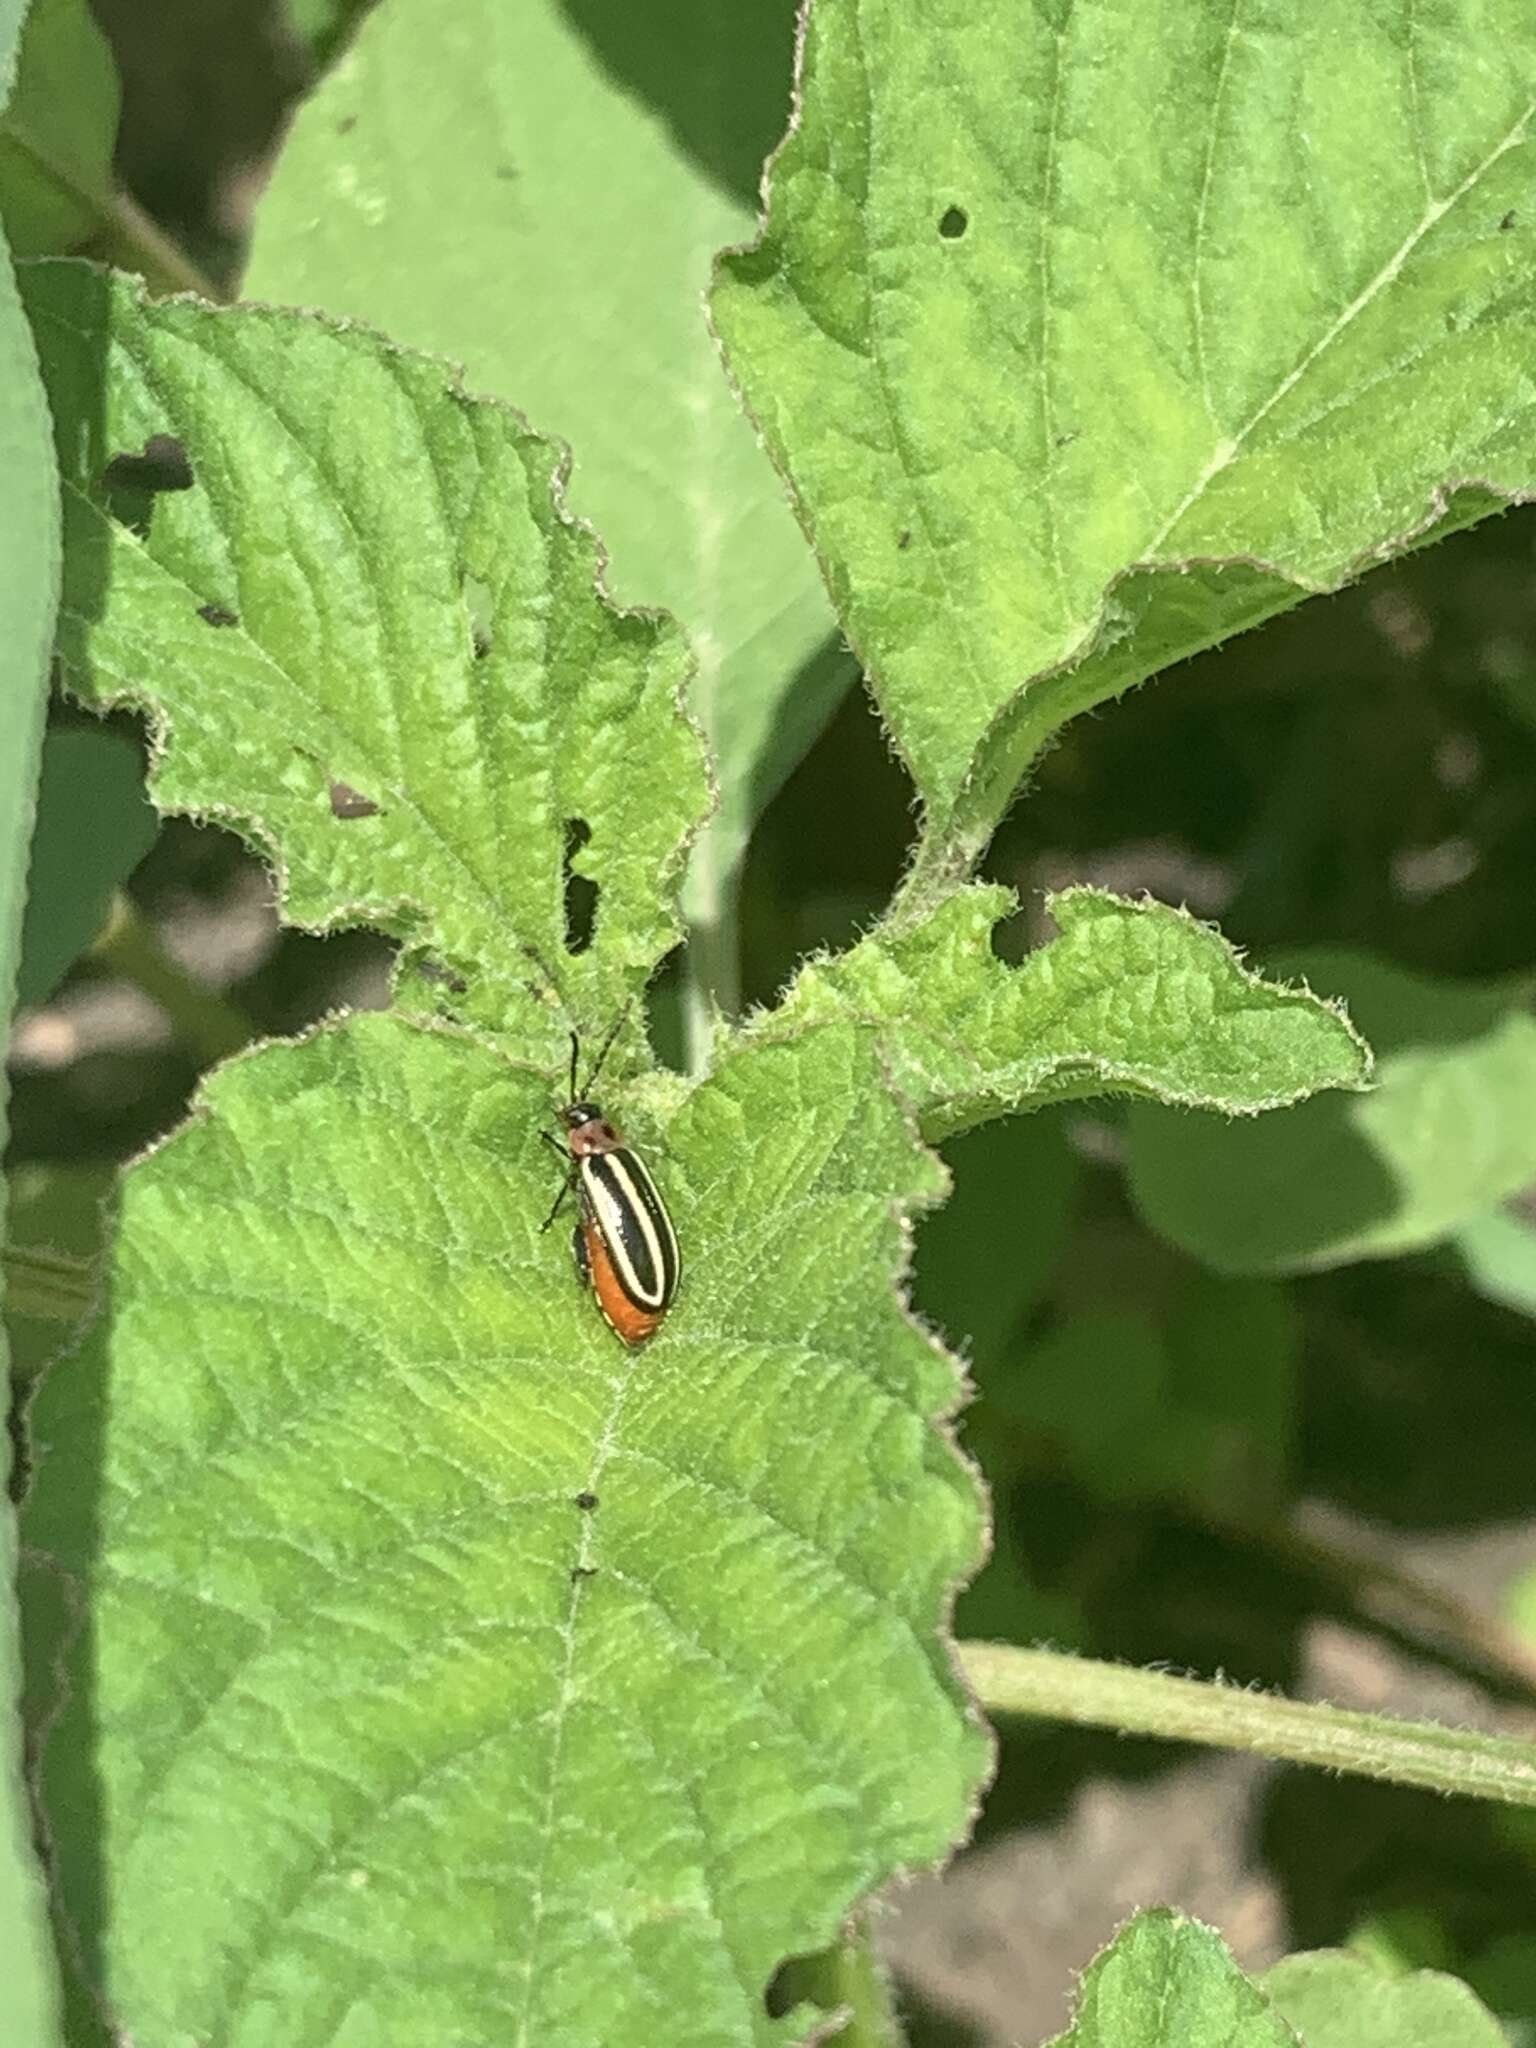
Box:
[1048,1918,1512,2048]
[0,0,67,2030]
[0,0,119,255]
[1454,1205,1536,1320]
[1264,1949,1511,2047]
[20,253,986,2042]
[16,722,155,1008]
[243,0,847,964]
[1046,1910,1296,2047]
[915,1110,1079,1367]
[765,886,1370,1141]
[712,0,1536,870]
[23,257,709,1040]
[1464,1932,1536,2047]
[1127,950,1536,1274]
[1002,1273,1297,1519]
[25,1012,987,2044]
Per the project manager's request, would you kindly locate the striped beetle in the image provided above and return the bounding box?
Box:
[540,1018,680,1346]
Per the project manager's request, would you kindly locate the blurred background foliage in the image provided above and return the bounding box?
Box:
[7,2,1536,2043]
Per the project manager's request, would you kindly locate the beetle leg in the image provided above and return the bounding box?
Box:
[540,1166,577,1235]
[571,1221,590,1285]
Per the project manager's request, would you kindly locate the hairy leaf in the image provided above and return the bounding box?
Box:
[764,887,1370,1141]
[19,255,991,2045]
[713,0,1536,865]
[244,0,847,934]
[1045,1911,1296,2047]
[25,1012,986,2045]
[1264,1949,1510,2047]
[23,258,708,1043]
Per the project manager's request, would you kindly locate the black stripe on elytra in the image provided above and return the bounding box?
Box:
[581,1149,679,1310]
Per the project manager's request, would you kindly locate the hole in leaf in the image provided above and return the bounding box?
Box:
[464,574,495,659]
[328,781,380,820]
[937,204,968,239]
[562,817,597,954]
[197,603,239,628]
[102,433,195,494]
[101,433,195,535]
[763,1953,830,2020]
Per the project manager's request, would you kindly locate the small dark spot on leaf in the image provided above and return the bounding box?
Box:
[1500,209,1517,231]
[897,529,912,550]
[562,816,597,955]
[417,957,469,994]
[197,602,239,628]
[102,433,195,494]
[495,162,517,182]
[1054,429,1080,449]
[463,573,495,658]
[938,204,968,240]
[329,780,380,820]
[570,1563,598,1582]
[337,114,357,134]
[574,1491,599,1512]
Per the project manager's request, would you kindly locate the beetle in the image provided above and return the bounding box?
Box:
[540,1018,680,1346]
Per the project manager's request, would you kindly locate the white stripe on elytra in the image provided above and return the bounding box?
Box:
[582,1154,670,1310]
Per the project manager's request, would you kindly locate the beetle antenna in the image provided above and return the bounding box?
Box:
[581,1002,631,1098]
[521,943,564,1006]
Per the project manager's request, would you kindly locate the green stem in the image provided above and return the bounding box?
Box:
[772,1918,907,2047]
[90,188,226,300]
[960,1642,1536,1808]
[2,1244,98,1324]
[6,125,225,300]
[93,895,251,1067]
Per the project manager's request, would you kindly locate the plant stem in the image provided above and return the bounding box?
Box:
[5,118,226,300]
[90,189,225,301]
[93,894,251,1067]
[959,1642,1536,1808]
[2,1245,98,1325]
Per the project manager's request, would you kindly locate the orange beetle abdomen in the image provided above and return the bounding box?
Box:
[582,1219,664,1347]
